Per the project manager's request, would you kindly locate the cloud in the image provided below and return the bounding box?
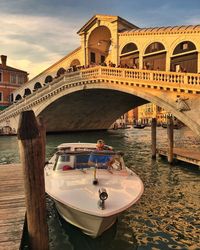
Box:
[1,0,200,79]
[0,13,81,78]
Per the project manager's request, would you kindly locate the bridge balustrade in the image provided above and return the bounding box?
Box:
[0,66,200,124]
[187,75,200,85]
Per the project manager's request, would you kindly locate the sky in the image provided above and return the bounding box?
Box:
[1,0,200,79]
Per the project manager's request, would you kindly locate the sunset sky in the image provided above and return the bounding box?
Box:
[1,0,200,79]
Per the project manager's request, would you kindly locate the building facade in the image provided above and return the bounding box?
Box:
[137,104,166,125]
[0,55,28,110]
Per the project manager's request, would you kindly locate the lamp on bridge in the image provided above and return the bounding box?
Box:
[97,39,112,47]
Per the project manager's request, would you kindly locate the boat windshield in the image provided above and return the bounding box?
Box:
[54,151,124,171]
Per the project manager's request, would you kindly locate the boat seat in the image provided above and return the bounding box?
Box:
[56,162,74,171]
[75,155,90,169]
[63,165,73,171]
[75,163,89,169]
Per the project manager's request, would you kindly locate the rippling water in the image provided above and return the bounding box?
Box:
[1,127,200,249]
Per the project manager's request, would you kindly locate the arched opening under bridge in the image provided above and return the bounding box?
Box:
[38,89,148,132]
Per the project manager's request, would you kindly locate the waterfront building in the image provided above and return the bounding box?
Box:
[0,55,28,110]
[126,108,138,125]
[111,109,138,129]
[137,104,166,125]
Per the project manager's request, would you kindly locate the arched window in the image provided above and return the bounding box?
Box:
[23,88,31,97]
[143,42,166,71]
[34,82,42,90]
[45,75,53,84]
[57,67,66,77]
[173,41,196,55]
[145,42,165,54]
[121,43,138,55]
[70,59,81,67]
[171,41,197,73]
[120,43,139,68]
[15,94,22,101]
[88,26,111,65]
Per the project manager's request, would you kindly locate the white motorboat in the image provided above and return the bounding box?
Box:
[44,142,144,238]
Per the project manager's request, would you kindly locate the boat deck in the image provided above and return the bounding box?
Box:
[0,164,25,250]
[157,147,200,166]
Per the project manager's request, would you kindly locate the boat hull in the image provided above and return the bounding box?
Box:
[55,200,117,238]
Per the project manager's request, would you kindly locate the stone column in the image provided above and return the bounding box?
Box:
[138,53,143,70]
[165,51,171,71]
[197,52,200,73]
[110,23,119,66]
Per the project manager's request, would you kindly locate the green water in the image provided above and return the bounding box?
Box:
[1,127,200,249]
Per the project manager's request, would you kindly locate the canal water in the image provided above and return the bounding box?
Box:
[0,127,200,250]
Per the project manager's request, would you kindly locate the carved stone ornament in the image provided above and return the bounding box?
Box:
[176,96,190,112]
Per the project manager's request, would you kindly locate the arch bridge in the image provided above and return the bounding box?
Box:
[0,66,200,136]
[0,14,200,136]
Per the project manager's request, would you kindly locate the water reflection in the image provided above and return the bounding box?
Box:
[1,127,200,249]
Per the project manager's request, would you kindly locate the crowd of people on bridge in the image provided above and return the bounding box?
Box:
[67,60,139,73]
[66,61,189,73]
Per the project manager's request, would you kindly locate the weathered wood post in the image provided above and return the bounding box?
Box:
[17,111,49,250]
[151,118,157,159]
[167,116,174,164]
[37,116,46,163]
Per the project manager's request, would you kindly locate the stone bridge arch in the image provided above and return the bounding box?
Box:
[34,83,199,133]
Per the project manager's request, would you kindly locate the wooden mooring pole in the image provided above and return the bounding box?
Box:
[167,116,174,164]
[17,111,49,250]
[151,118,157,159]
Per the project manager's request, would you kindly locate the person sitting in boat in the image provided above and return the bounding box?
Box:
[88,139,114,169]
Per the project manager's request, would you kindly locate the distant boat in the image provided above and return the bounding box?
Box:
[161,123,181,129]
[133,124,146,129]
[161,123,167,128]
[112,123,131,130]
[116,125,131,130]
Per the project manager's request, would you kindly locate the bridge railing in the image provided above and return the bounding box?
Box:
[0,66,200,123]
[79,66,200,88]
[0,71,80,117]
[96,66,200,86]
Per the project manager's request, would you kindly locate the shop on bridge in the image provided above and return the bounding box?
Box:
[170,41,198,73]
[120,43,139,68]
[143,42,166,71]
